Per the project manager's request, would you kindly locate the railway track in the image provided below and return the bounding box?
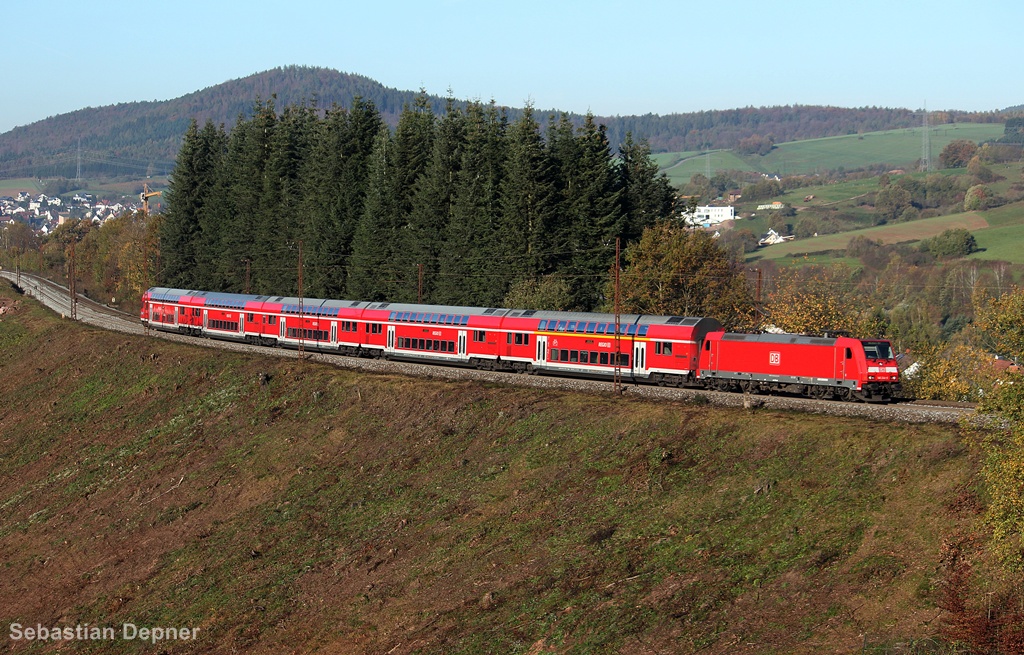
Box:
[1,271,974,424]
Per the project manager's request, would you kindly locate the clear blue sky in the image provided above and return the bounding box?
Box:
[3,0,1021,134]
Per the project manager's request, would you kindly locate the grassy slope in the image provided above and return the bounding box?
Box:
[656,124,1007,178]
[0,285,984,654]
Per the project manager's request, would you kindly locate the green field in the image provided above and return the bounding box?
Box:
[658,123,1008,180]
[660,150,757,186]
[0,178,41,196]
[754,123,1006,175]
[748,201,1024,263]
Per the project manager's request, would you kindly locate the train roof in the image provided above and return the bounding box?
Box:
[719,332,839,347]
[144,288,719,331]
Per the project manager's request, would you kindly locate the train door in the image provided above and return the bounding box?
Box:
[386,325,395,352]
[536,335,547,367]
[202,309,208,330]
[280,317,286,340]
[702,339,716,372]
[458,330,468,360]
[330,322,337,345]
[633,340,647,378]
[836,344,852,382]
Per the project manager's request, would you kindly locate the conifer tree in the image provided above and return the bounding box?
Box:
[255,102,317,294]
[192,121,229,289]
[347,125,399,300]
[160,119,225,288]
[216,100,277,293]
[386,93,436,300]
[617,132,676,244]
[562,114,622,310]
[436,101,507,306]
[499,104,556,288]
[405,97,465,303]
[304,97,383,297]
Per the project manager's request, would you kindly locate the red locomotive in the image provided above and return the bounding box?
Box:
[141,287,900,402]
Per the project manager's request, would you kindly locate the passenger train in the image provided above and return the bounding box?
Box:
[141,287,900,402]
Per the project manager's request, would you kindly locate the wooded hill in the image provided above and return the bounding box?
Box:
[0,65,1006,180]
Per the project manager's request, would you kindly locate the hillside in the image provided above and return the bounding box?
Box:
[0,282,988,653]
[0,65,1006,181]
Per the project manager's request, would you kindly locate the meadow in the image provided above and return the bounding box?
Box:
[657,123,1008,181]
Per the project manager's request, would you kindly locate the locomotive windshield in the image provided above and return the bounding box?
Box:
[861,340,894,360]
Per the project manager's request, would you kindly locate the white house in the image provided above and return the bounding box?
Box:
[682,205,735,227]
[758,228,795,247]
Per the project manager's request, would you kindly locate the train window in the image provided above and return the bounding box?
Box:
[704,341,710,351]
[448,341,455,352]
[584,322,596,333]
[590,351,598,362]
[193,308,201,316]
[461,316,470,326]
[433,340,440,350]
[567,350,576,363]
[567,321,577,332]
[539,320,548,330]
[508,333,514,344]
[473,330,486,342]
[595,324,606,335]
[846,347,853,359]
[556,321,567,331]
[862,341,893,360]
[269,316,277,325]
[515,333,524,345]
[549,348,559,361]
[664,342,673,356]
[627,325,638,336]
[559,350,569,362]
[524,334,530,346]
[429,314,438,323]
[441,341,448,352]
[397,337,404,348]
[580,351,589,363]
[600,352,609,365]
[617,353,630,366]
[655,342,661,355]
[638,326,649,336]
[575,323,586,333]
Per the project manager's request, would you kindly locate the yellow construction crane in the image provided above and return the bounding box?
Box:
[140,183,162,215]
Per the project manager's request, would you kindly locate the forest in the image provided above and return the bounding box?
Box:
[155,94,678,312]
[0,65,1007,181]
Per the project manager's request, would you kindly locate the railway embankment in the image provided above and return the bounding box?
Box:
[0,281,988,654]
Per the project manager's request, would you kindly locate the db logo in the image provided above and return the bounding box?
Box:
[769,351,781,366]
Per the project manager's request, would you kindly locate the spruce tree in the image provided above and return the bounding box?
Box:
[160,119,224,288]
[617,132,677,244]
[255,102,316,295]
[347,125,398,301]
[304,97,383,298]
[499,104,556,288]
[548,113,621,310]
[436,101,507,306]
[217,100,277,293]
[405,97,465,303]
[192,121,228,289]
[386,93,436,301]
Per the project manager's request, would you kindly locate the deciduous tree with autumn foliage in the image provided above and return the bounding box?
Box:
[762,264,867,335]
[610,221,755,329]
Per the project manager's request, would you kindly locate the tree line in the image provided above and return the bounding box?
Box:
[159,94,677,311]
